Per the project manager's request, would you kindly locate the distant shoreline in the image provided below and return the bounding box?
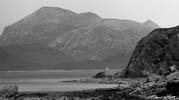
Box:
[1,69,121,72]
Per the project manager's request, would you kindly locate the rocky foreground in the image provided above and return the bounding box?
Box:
[1,72,179,100]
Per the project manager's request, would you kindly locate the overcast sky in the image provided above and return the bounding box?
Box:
[1,0,179,34]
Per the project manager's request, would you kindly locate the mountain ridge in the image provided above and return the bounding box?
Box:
[0,7,160,70]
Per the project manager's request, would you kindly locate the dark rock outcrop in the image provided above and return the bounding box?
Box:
[120,26,179,78]
[92,71,106,79]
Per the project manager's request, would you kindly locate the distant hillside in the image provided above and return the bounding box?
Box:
[142,20,160,30]
[0,7,159,70]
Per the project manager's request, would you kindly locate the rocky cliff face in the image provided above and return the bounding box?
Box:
[120,26,179,78]
[0,7,159,70]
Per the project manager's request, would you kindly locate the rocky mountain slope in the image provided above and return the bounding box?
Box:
[120,26,179,78]
[0,7,159,70]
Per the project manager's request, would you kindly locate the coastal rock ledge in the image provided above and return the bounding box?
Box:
[119,26,179,78]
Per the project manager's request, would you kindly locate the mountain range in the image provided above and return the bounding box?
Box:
[0,7,159,70]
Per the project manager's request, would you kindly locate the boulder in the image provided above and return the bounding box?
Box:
[167,71,179,81]
[0,84,18,98]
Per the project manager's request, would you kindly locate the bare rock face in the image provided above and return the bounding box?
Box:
[120,26,179,78]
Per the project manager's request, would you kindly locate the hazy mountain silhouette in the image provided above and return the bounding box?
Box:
[0,7,159,70]
[143,20,160,30]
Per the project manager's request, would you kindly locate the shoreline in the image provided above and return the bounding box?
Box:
[0,69,121,72]
[1,75,179,100]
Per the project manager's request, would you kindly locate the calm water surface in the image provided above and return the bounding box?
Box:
[0,70,119,92]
